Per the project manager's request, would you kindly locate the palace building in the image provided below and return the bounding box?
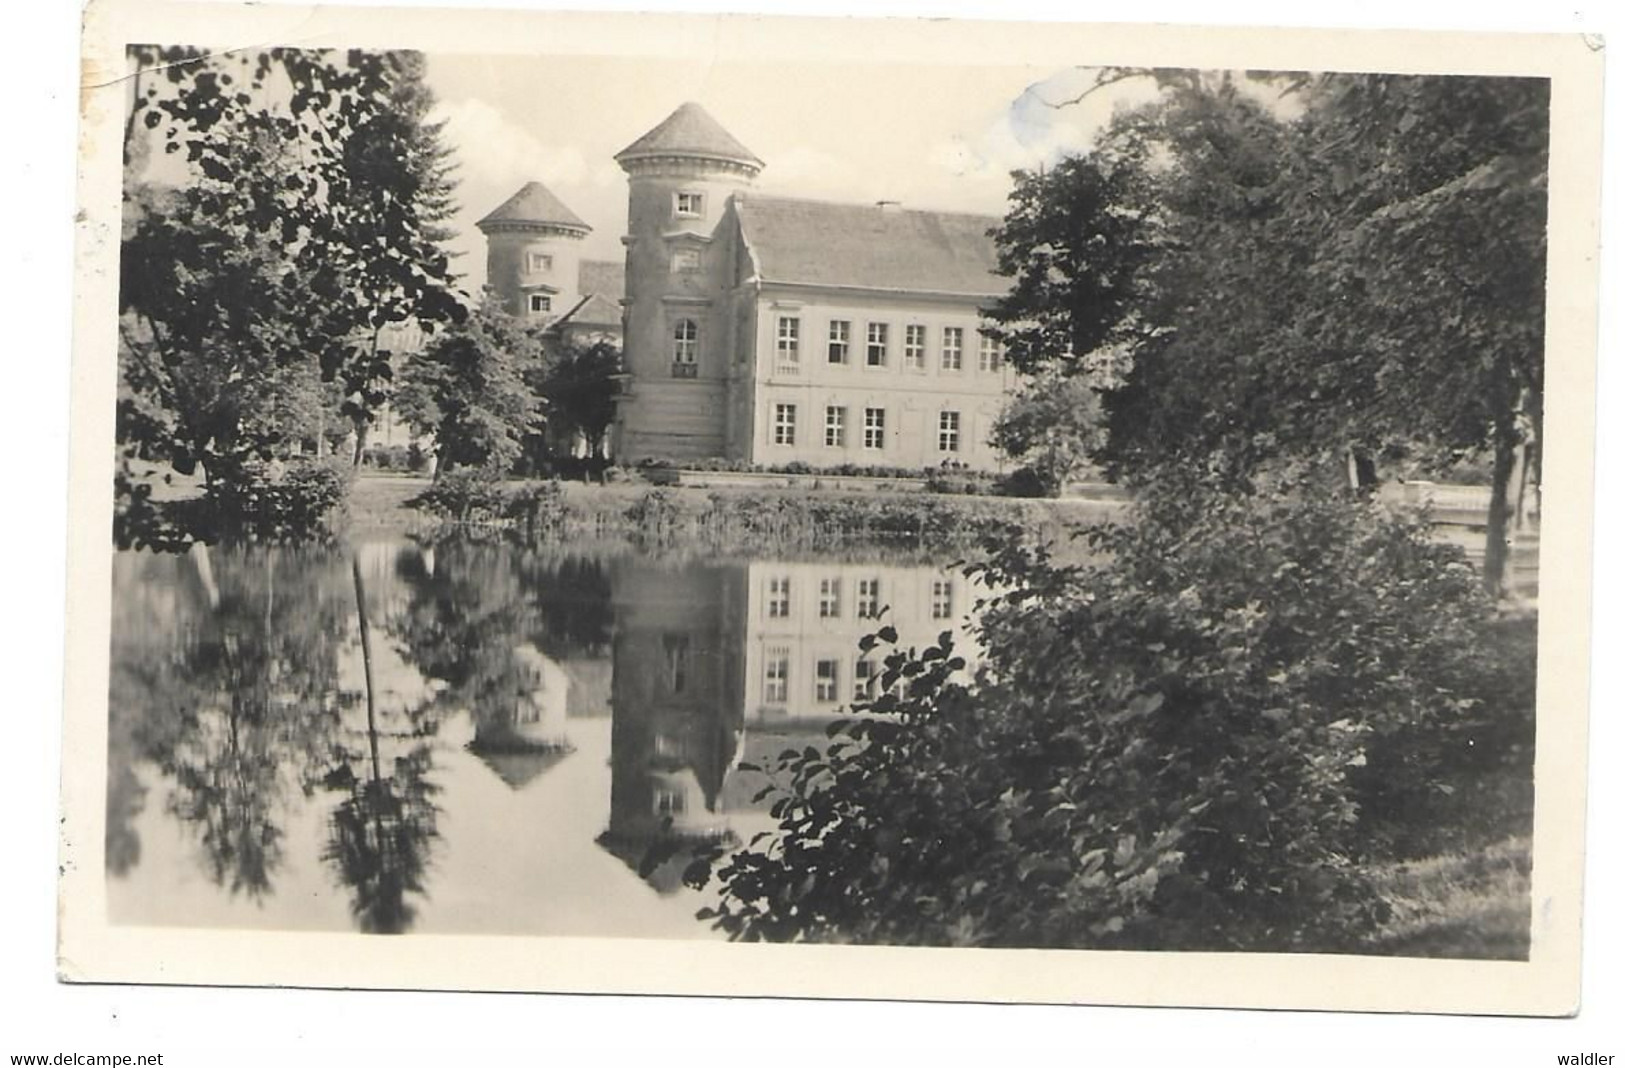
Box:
[481,102,1018,470]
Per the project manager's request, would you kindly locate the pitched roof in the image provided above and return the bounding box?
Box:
[467,746,573,791]
[615,102,763,170]
[477,180,591,232]
[733,195,1005,297]
[557,293,623,330]
[577,259,626,301]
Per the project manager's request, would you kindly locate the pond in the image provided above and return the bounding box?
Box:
[105,537,990,938]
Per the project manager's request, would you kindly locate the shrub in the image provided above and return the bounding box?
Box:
[362,443,414,470]
[693,473,1505,952]
[505,479,573,533]
[113,459,196,551]
[406,468,509,522]
[204,458,351,543]
[998,466,1052,498]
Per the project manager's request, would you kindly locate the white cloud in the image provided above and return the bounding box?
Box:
[431,97,592,190]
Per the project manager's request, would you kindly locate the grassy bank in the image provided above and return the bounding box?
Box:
[384,472,1120,557]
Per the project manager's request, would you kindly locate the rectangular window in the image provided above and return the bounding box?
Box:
[938,410,961,453]
[526,252,553,273]
[863,407,886,450]
[828,320,851,364]
[672,318,698,373]
[776,316,801,370]
[773,403,797,446]
[854,657,875,698]
[671,248,702,273]
[663,634,690,694]
[941,326,964,371]
[818,577,841,618]
[866,322,889,367]
[824,406,846,448]
[904,324,926,370]
[815,659,840,702]
[654,786,688,815]
[674,191,706,218]
[529,293,552,314]
[931,578,954,620]
[979,333,1004,372]
[857,577,881,619]
[764,647,790,704]
[767,576,791,618]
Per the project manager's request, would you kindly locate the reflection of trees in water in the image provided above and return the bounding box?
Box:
[110,547,353,900]
[392,542,614,725]
[323,762,439,934]
[109,545,448,927]
[318,557,441,933]
[108,540,620,927]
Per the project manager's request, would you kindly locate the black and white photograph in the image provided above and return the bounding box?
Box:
[53,0,1604,1020]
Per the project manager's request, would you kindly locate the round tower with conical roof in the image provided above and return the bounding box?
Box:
[476,180,593,322]
[614,102,763,461]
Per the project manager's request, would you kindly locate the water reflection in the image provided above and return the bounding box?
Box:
[107,539,983,936]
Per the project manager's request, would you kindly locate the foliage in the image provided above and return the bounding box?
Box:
[394,299,545,474]
[693,474,1507,950]
[118,47,466,487]
[405,467,510,522]
[505,479,574,533]
[991,372,1107,495]
[361,443,419,470]
[528,339,622,461]
[984,152,1160,376]
[991,71,1549,592]
[204,458,352,542]
[112,453,198,552]
[113,453,349,549]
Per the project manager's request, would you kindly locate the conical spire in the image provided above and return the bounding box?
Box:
[477,180,591,233]
[615,102,763,172]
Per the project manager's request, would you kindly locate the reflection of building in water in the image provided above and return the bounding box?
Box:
[599,555,984,891]
[741,561,982,726]
[467,644,577,790]
[599,562,748,892]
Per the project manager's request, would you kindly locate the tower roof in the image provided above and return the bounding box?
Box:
[615,102,763,171]
[477,180,591,233]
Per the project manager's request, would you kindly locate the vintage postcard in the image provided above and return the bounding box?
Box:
[61,0,1604,1013]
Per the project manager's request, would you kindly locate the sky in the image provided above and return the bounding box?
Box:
[422,54,1165,288]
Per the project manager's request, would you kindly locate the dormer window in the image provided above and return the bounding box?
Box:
[674,191,706,219]
[529,293,552,314]
[526,252,553,273]
[671,248,702,273]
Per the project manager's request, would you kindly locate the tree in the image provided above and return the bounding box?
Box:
[528,339,622,461]
[989,372,1105,495]
[999,70,1549,593]
[985,152,1159,377]
[118,47,465,494]
[393,298,546,475]
[1288,75,1549,593]
[693,474,1510,950]
[318,52,466,466]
